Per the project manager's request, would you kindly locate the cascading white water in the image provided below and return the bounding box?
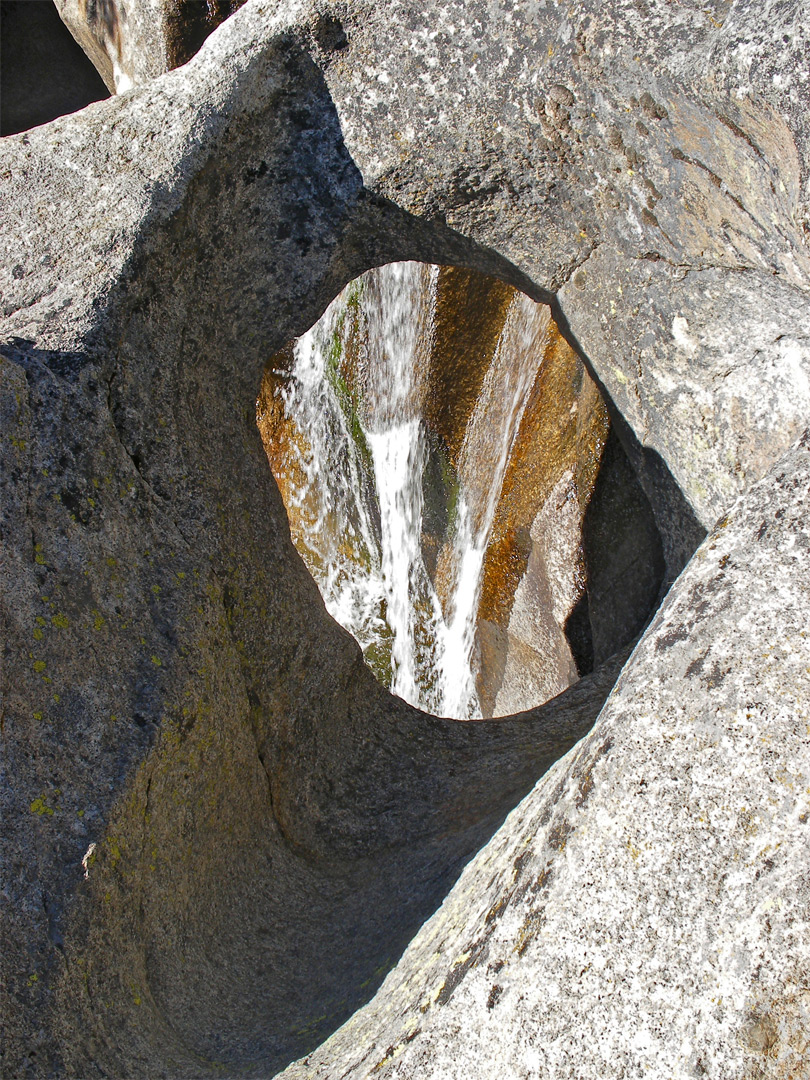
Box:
[361,262,447,710]
[274,290,387,662]
[270,263,549,719]
[439,295,551,718]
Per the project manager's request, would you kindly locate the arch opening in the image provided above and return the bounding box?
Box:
[258,261,666,718]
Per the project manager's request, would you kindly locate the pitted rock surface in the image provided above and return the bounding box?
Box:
[2,1,809,1077]
[281,433,810,1079]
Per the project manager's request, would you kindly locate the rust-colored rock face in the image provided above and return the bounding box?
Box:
[475,322,611,713]
[257,341,312,543]
[478,322,607,630]
[425,267,516,466]
[257,263,655,717]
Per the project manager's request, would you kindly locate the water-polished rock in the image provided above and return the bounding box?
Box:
[259,267,646,718]
[2,0,809,1077]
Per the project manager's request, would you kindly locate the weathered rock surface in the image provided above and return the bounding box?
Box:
[54,0,246,93]
[1,0,809,1077]
[313,0,810,576]
[282,433,810,1079]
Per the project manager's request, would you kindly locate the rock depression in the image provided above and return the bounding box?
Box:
[1,1,809,1078]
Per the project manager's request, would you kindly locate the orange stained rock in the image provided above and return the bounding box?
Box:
[477,322,610,631]
[256,358,321,561]
[425,266,515,465]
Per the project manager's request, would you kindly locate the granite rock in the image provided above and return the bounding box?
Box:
[2,0,809,1076]
[282,432,810,1079]
[54,0,246,92]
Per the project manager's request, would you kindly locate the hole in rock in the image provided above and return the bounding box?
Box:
[257,262,666,718]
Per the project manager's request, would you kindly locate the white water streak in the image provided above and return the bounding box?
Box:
[440,295,551,718]
[363,262,446,709]
[276,265,548,719]
[280,295,385,657]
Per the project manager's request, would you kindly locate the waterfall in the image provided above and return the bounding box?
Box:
[361,262,447,710]
[271,283,386,663]
[438,294,551,718]
[266,263,549,719]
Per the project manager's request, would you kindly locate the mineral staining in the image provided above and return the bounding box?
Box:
[258,263,611,717]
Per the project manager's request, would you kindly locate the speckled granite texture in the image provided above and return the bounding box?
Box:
[2,1,809,1076]
[282,433,810,1079]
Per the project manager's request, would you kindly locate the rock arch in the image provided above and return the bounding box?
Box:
[2,2,809,1077]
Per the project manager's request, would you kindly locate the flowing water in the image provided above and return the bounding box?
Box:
[267,262,549,718]
[438,292,551,717]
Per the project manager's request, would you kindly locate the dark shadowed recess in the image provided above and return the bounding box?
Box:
[165,0,248,68]
[565,428,667,677]
[558,326,706,672]
[0,0,109,136]
[8,31,705,1080]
